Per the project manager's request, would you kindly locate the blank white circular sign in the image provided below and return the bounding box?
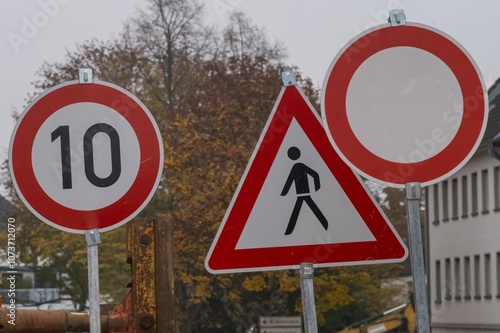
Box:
[346,46,463,163]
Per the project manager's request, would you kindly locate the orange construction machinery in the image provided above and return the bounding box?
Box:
[337,303,416,333]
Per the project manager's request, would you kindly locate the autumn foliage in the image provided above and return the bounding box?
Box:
[4,1,409,332]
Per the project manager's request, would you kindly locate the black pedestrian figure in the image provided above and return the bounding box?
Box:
[281,146,328,235]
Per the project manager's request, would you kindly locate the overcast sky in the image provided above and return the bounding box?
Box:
[1,0,500,165]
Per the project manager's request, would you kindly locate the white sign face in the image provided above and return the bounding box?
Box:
[260,328,302,333]
[346,46,462,163]
[32,102,141,210]
[322,23,488,188]
[259,316,302,328]
[10,80,163,233]
[235,119,376,249]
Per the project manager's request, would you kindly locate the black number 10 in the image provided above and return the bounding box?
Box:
[51,123,122,189]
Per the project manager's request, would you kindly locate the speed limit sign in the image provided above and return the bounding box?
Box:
[9,80,163,233]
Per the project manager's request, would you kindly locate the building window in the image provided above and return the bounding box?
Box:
[485,253,492,299]
[455,257,461,300]
[494,166,500,212]
[452,178,459,220]
[1,274,22,289]
[482,169,489,214]
[472,172,478,216]
[435,260,442,303]
[474,254,481,299]
[464,256,471,300]
[445,258,452,300]
[462,175,469,218]
[496,252,500,298]
[433,184,439,225]
[442,181,449,222]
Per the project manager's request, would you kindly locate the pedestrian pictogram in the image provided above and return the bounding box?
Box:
[281,146,328,235]
[205,83,408,274]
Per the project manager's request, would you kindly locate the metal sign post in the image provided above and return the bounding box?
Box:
[81,70,101,333]
[320,10,487,332]
[405,183,430,333]
[300,263,317,333]
[205,66,407,274]
[85,229,101,333]
[9,66,163,332]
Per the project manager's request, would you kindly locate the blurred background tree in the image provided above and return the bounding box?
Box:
[3,0,411,331]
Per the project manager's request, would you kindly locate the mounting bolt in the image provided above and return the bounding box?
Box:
[140,234,152,246]
[140,314,154,330]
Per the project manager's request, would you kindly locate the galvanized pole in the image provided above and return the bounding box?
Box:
[79,68,101,333]
[300,263,318,333]
[280,67,317,333]
[405,183,430,333]
[85,229,101,333]
[387,11,430,332]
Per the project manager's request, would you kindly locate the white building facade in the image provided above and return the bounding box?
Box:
[428,81,500,332]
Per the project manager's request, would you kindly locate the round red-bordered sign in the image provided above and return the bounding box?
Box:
[321,23,488,188]
[9,80,163,233]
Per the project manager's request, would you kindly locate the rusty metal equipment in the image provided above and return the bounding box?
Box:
[0,214,176,333]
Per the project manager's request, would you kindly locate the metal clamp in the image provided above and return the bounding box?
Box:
[300,262,314,279]
[85,229,101,246]
[388,9,406,27]
[281,67,297,86]
[79,68,93,84]
[405,182,421,200]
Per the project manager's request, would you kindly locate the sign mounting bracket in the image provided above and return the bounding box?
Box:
[281,67,297,86]
[388,9,406,27]
[79,68,93,84]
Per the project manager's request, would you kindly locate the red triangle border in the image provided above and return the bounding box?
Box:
[206,86,408,273]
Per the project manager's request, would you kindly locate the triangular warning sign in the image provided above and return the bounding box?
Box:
[205,85,408,274]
